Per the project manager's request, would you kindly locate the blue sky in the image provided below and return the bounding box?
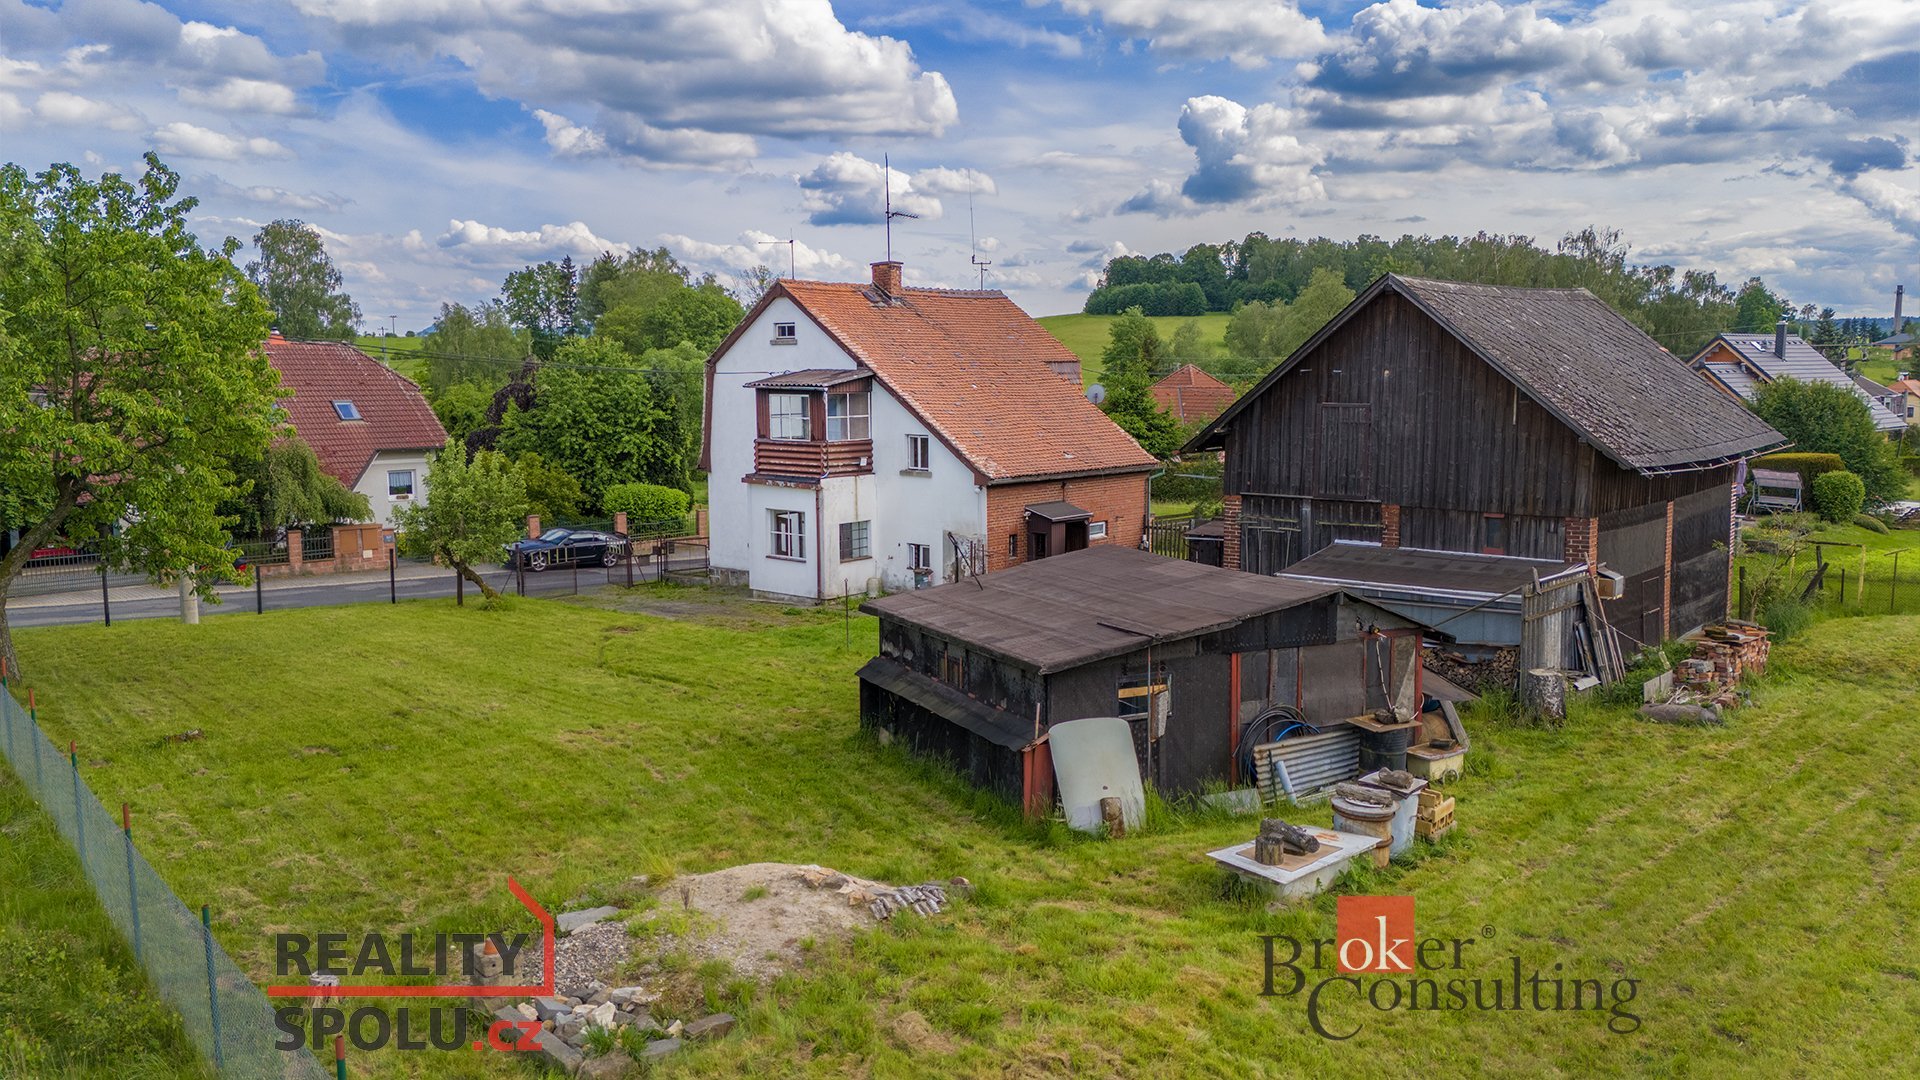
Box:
[2,0,1914,327]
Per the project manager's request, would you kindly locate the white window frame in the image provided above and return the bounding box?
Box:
[826,391,871,441]
[906,434,931,472]
[1089,520,1108,540]
[908,542,932,572]
[387,469,415,501]
[839,520,871,561]
[769,510,806,560]
[772,321,797,341]
[768,393,812,441]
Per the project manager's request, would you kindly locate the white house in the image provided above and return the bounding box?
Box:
[700,261,1158,602]
[263,335,448,526]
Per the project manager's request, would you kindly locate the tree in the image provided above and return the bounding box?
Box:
[495,337,678,504]
[511,452,584,524]
[1096,309,1182,457]
[246,219,359,340]
[501,257,579,359]
[1732,277,1789,333]
[596,285,742,354]
[421,300,527,397]
[1753,378,1905,504]
[1099,307,1163,387]
[1269,267,1355,362]
[1169,319,1215,362]
[224,438,371,536]
[0,154,279,675]
[577,247,688,328]
[394,441,527,602]
[432,381,494,449]
[1224,299,1287,362]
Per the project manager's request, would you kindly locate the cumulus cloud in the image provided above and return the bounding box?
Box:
[34,91,143,130]
[292,0,957,164]
[1116,96,1328,215]
[1055,0,1326,66]
[660,229,854,279]
[798,152,996,226]
[152,121,291,160]
[862,3,1085,59]
[435,218,632,261]
[1307,0,1629,99]
[176,77,302,114]
[1822,137,1908,180]
[204,177,350,214]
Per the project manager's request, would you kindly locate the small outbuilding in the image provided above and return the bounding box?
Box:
[857,546,1428,814]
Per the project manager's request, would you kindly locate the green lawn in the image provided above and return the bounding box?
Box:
[12,592,1920,1077]
[0,763,211,1078]
[353,335,429,384]
[1036,313,1232,384]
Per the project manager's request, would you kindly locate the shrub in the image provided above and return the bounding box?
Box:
[603,482,690,524]
[1853,512,1891,534]
[1758,595,1815,641]
[1809,470,1865,522]
[1749,451,1846,485]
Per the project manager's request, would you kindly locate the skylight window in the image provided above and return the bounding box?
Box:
[333,400,361,421]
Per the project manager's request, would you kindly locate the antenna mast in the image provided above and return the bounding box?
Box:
[883,153,918,263]
[968,185,992,289]
[758,232,796,278]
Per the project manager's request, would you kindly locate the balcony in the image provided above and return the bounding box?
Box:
[753,438,873,481]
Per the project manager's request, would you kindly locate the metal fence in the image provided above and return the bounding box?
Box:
[1737,542,1920,618]
[0,678,327,1079]
[507,538,710,597]
[297,530,334,562]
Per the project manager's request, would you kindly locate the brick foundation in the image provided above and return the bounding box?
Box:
[985,472,1150,573]
[1563,516,1599,565]
[260,523,394,578]
[1222,493,1242,571]
[1381,503,1401,549]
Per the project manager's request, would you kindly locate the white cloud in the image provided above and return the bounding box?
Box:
[151,121,292,160]
[33,90,143,130]
[0,91,28,130]
[176,77,301,115]
[1055,0,1327,66]
[204,177,349,214]
[292,0,958,164]
[797,152,997,226]
[435,218,632,261]
[660,229,854,279]
[1118,96,1326,215]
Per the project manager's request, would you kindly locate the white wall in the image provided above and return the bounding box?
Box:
[865,388,984,591]
[356,449,433,526]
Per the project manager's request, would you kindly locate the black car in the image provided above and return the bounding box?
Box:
[505,528,629,571]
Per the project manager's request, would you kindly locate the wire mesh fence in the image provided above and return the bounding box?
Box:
[0,679,328,1079]
[1735,543,1920,618]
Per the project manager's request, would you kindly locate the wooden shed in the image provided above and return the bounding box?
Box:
[857,547,1426,813]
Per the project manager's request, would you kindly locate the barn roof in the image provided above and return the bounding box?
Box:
[861,546,1345,673]
[1187,274,1786,473]
[264,336,447,486]
[1282,542,1587,602]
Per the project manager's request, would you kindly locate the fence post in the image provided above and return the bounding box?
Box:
[101,567,112,627]
[335,1034,347,1080]
[30,689,43,791]
[256,567,264,615]
[1737,564,1748,621]
[2,660,11,764]
[123,803,142,962]
[69,740,84,864]
[572,556,579,595]
[202,905,224,1070]
[389,548,397,605]
[455,566,465,607]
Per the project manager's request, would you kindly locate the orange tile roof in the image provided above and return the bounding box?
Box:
[765,279,1157,482]
[1150,364,1237,423]
[1887,379,1920,396]
[264,337,447,486]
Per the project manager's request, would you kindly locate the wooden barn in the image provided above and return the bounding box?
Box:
[857,546,1426,813]
[1184,275,1785,647]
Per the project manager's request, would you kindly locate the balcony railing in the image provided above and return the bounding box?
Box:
[754,438,873,479]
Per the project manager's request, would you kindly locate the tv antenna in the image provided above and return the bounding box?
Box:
[968,185,992,289]
[882,153,917,263]
[758,231,797,278]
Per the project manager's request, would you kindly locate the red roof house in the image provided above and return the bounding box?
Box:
[263,335,447,525]
[1150,364,1237,423]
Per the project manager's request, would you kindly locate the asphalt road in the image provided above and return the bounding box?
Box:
[8,560,706,629]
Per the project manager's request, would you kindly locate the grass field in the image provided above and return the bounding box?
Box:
[1036,313,1232,383]
[12,591,1920,1077]
[352,335,430,383]
[0,763,211,1078]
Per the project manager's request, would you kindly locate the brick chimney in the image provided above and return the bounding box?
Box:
[871,260,902,296]
[1774,318,1787,359]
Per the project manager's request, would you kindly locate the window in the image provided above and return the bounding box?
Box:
[1089,520,1108,540]
[906,434,931,472]
[827,391,870,441]
[387,470,415,500]
[908,543,932,573]
[1482,513,1507,556]
[838,520,871,560]
[1008,533,1019,559]
[773,321,797,341]
[769,510,806,559]
[332,400,361,421]
[768,393,811,440]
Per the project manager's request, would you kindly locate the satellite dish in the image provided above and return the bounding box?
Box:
[1086,383,1107,405]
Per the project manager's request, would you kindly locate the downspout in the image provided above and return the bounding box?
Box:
[815,485,825,602]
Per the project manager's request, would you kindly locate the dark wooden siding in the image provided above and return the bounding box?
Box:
[1598,502,1667,647]
[1400,508,1563,560]
[1671,485,1732,634]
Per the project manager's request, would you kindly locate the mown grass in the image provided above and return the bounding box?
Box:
[353,335,429,383]
[1036,313,1232,383]
[13,596,1920,1077]
[0,762,212,1079]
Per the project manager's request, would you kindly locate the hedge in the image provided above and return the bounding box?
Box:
[1809,471,1865,523]
[1750,452,1847,485]
[1084,281,1209,317]
[602,482,691,524]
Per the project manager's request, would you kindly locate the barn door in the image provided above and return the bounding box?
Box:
[1317,403,1373,499]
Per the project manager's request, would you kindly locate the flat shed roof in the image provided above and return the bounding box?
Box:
[1282,543,1586,602]
[862,546,1341,673]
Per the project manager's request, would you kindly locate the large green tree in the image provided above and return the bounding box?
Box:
[595,285,742,355]
[1732,277,1791,333]
[394,441,527,602]
[0,155,279,674]
[246,218,359,340]
[1753,378,1905,504]
[501,257,578,359]
[224,438,371,536]
[1095,309,1182,457]
[496,337,680,504]
[421,299,527,396]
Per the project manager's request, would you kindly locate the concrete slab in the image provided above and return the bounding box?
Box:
[1207,828,1384,901]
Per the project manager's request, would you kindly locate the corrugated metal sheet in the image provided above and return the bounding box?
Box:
[1253,727,1361,801]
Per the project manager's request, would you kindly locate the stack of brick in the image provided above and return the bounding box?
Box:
[1680,621,1771,701]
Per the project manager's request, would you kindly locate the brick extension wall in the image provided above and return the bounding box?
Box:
[985,472,1150,573]
[1222,493,1242,571]
[1563,516,1599,566]
[1381,503,1402,549]
[1663,500,1675,637]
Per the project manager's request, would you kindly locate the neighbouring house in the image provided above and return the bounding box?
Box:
[1690,321,1906,435]
[1183,274,1786,649]
[1150,364,1237,423]
[1881,376,1920,425]
[701,261,1158,602]
[263,334,448,526]
[857,546,1427,811]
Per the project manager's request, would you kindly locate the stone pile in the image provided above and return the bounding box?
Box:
[489,979,735,1076]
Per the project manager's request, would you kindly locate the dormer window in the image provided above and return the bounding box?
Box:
[772,321,797,343]
[332,400,361,421]
[768,393,811,440]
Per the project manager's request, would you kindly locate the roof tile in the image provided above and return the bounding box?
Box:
[264,338,448,486]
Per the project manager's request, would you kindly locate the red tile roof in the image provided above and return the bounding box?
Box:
[730,279,1156,482]
[1150,364,1237,423]
[263,337,447,486]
